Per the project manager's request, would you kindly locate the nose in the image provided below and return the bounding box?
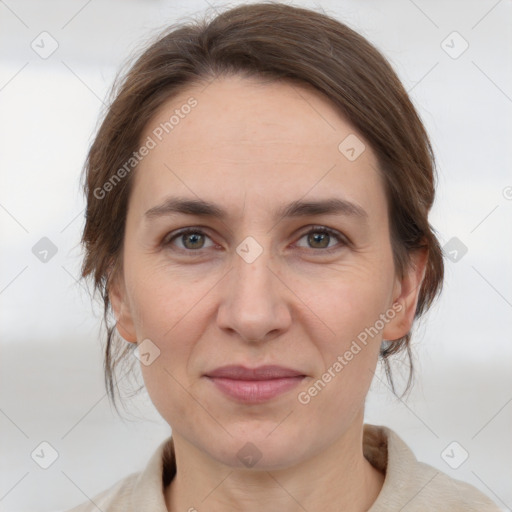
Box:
[216,242,292,344]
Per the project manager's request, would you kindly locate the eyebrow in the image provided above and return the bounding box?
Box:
[144,196,368,221]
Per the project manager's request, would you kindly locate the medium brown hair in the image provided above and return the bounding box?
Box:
[81,2,444,407]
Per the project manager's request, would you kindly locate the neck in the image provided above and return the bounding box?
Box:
[165,416,385,512]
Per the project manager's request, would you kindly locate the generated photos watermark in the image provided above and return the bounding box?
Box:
[297,302,403,405]
[93,96,198,200]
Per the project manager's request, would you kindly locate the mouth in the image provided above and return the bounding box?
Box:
[204,365,306,403]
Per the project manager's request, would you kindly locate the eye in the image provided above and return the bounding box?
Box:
[163,228,216,251]
[163,225,348,255]
[295,226,347,253]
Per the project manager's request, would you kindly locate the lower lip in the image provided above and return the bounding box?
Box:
[206,376,305,403]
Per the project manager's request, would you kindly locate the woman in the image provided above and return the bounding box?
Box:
[69,3,500,511]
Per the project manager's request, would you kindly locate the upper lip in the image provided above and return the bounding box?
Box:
[205,365,305,380]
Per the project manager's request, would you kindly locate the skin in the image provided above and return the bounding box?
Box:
[110,75,427,511]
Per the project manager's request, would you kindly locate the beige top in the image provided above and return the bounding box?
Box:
[68,424,501,511]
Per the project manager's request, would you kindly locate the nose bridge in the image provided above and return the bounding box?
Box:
[234,237,272,299]
[217,235,290,342]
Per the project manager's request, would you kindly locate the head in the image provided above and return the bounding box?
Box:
[81,3,443,469]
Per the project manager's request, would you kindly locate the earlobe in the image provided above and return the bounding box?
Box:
[108,273,138,344]
[382,248,428,341]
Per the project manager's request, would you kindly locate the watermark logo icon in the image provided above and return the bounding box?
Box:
[31,32,59,59]
[443,237,468,263]
[237,442,262,468]
[338,134,366,161]
[441,31,469,59]
[31,441,59,469]
[502,186,512,200]
[236,236,263,264]
[134,338,161,366]
[441,441,469,469]
[32,237,58,263]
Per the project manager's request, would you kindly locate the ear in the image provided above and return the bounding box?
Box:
[382,248,428,341]
[108,271,138,343]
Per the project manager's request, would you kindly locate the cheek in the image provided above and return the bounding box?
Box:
[296,261,395,343]
[124,262,217,402]
[141,359,212,442]
[125,255,218,338]
[297,262,394,392]
[295,277,389,426]
[133,289,209,429]
[335,277,392,340]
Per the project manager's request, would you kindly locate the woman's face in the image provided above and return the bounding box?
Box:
[111,75,423,469]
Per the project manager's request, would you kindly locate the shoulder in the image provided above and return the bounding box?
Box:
[65,472,140,512]
[64,436,175,512]
[365,424,502,512]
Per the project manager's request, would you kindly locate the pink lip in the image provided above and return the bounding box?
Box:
[205,365,306,403]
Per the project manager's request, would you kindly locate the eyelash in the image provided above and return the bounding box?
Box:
[162,225,348,255]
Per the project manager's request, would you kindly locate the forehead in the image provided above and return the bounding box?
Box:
[133,75,385,220]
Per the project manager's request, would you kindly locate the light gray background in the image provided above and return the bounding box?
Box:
[0,0,511,510]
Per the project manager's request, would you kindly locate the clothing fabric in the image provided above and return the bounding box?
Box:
[67,424,501,511]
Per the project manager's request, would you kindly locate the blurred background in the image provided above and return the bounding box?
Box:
[0,0,511,510]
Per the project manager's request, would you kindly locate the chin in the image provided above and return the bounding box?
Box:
[204,426,312,471]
